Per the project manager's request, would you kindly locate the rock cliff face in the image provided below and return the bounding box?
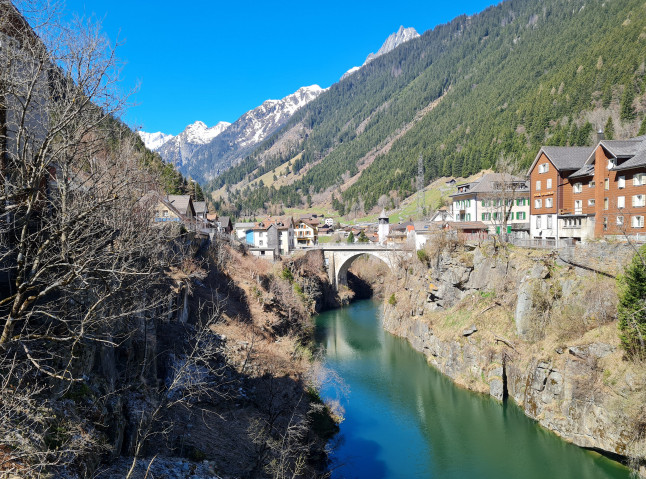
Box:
[382,242,645,472]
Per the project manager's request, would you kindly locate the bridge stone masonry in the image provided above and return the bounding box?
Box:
[311,244,411,290]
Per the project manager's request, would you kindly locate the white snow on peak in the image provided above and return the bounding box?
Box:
[138,131,174,151]
[341,26,420,80]
[184,120,231,145]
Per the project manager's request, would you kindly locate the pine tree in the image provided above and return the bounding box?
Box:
[347,232,355,243]
[617,245,646,359]
[604,116,615,140]
[620,82,636,122]
[638,117,646,136]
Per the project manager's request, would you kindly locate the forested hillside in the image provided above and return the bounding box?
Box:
[207,0,646,216]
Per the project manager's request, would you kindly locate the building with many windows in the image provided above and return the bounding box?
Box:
[529,135,646,242]
[450,173,530,236]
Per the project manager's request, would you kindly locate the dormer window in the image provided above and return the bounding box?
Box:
[608,158,616,169]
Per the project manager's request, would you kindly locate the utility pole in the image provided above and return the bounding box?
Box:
[417,153,424,219]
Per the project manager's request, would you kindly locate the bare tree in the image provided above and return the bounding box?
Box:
[0,2,187,476]
[479,156,527,243]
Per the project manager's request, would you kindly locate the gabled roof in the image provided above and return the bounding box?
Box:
[597,139,645,159]
[529,146,593,175]
[167,195,194,217]
[611,138,646,171]
[254,216,294,231]
[193,201,207,215]
[450,173,528,197]
[568,164,595,179]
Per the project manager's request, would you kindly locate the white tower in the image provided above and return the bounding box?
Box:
[378,209,390,245]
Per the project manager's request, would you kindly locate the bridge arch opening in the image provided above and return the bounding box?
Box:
[337,253,392,299]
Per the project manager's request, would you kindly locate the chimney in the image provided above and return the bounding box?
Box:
[596,128,605,143]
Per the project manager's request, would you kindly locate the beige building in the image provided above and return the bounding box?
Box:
[295,219,318,247]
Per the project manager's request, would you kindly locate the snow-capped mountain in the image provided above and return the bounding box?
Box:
[150,121,230,175]
[138,131,174,150]
[157,85,324,183]
[341,26,420,80]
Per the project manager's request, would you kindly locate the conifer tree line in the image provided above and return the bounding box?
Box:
[206,0,646,217]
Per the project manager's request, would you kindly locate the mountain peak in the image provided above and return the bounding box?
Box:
[341,26,420,80]
[366,26,419,64]
[138,131,174,151]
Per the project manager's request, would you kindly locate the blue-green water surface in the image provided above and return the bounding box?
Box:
[314,300,631,479]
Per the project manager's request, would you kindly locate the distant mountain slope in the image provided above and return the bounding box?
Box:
[341,26,420,80]
[155,120,231,173]
[149,86,323,183]
[209,0,646,216]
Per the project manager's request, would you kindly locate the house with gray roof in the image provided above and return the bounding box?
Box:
[529,133,646,242]
[449,172,530,237]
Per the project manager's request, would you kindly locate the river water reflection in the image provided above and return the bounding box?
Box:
[314,300,631,479]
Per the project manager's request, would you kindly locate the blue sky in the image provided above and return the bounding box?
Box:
[61,0,498,135]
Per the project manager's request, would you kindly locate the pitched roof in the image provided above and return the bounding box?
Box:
[450,173,529,197]
[446,221,488,230]
[568,164,595,179]
[612,139,646,171]
[193,201,207,215]
[167,195,193,216]
[598,139,644,158]
[533,146,593,172]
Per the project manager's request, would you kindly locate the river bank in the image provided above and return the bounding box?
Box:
[315,299,631,479]
[377,240,645,476]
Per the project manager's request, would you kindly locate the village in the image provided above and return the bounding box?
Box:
[147,129,646,260]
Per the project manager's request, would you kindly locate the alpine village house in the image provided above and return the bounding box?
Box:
[529,133,646,243]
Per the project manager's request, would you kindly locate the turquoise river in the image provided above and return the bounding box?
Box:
[314,300,632,479]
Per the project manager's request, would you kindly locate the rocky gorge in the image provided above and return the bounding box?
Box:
[380,239,646,476]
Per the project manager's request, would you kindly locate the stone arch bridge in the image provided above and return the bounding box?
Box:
[311,244,410,290]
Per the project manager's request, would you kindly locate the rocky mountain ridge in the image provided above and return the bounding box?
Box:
[143,86,323,182]
[341,25,420,80]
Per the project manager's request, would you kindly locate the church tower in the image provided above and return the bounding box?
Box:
[378,209,389,245]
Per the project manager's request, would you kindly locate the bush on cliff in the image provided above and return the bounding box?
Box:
[617,245,646,359]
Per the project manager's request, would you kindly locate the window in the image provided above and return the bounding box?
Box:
[618,196,625,208]
[575,200,582,213]
[535,199,542,208]
[481,200,486,207]
[573,183,582,193]
[617,216,624,226]
[466,213,471,221]
[547,215,553,229]
[516,211,526,220]
[632,216,644,228]
[545,197,552,208]
[538,163,550,173]
[516,198,525,206]
[633,195,646,207]
[163,210,169,217]
[536,215,541,229]
[634,174,646,186]
[536,180,541,191]
[588,199,595,206]
[608,158,616,169]
[589,181,595,188]
[546,179,552,189]
[604,178,609,190]
[604,198,609,210]
[493,212,499,220]
[618,176,625,189]
[482,213,490,221]
[603,217,608,231]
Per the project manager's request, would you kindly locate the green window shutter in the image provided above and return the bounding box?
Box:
[507,225,512,234]
[482,200,485,207]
